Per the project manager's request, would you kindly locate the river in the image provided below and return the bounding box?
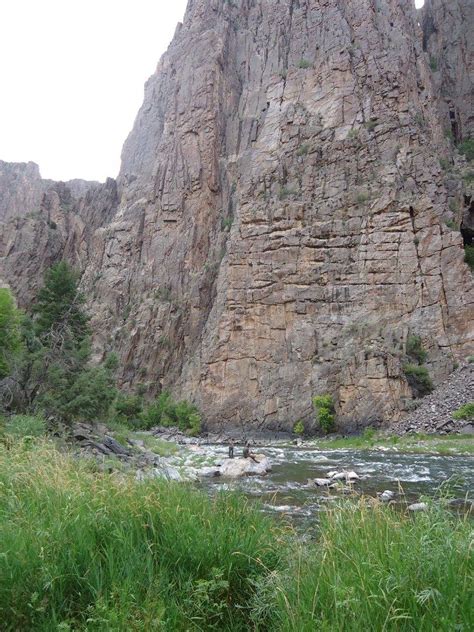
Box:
[196,445,473,521]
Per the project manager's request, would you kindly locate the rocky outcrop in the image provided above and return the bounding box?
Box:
[0,0,473,432]
[393,362,473,434]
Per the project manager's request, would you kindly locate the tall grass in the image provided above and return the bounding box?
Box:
[258,499,473,631]
[0,440,472,631]
[0,440,283,630]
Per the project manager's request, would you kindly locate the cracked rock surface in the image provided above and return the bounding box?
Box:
[0,0,473,432]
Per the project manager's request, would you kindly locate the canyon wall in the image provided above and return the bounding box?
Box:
[1,0,472,432]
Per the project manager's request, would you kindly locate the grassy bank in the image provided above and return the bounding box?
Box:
[0,439,472,631]
[312,431,474,455]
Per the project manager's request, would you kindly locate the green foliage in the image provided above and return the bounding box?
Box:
[33,261,89,342]
[406,334,428,364]
[468,355,474,363]
[458,137,474,161]
[439,157,451,170]
[221,216,233,231]
[113,393,143,425]
[0,288,22,380]
[429,55,438,71]
[362,426,376,440]
[313,394,335,434]
[278,186,297,200]
[355,192,369,204]
[445,219,458,230]
[2,414,46,438]
[140,392,201,435]
[297,58,311,69]
[260,501,472,631]
[0,441,283,631]
[464,244,474,270]
[293,420,304,435]
[463,169,474,183]
[348,128,359,139]
[296,144,309,157]
[403,364,434,397]
[364,119,377,131]
[452,402,474,420]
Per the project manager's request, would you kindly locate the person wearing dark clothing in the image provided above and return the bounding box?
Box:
[228,440,234,459]
[243,441,258,462]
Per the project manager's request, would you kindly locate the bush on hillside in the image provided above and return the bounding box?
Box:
[403,364,434,397]
[452,402,474,420]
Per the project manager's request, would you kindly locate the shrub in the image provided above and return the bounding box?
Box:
[355,192,369,204]
[464,244,474,271]
[293,420,304,435]
[362,426,376,441]
[452,402,474,420]
[445,219,458,230]
[313,394,335,434]
[458,138,474,162]
[439,157,451,170]
[403,364,434,397]
[296,144,309,157]
[348,128,359,139]
[429,55,438,71]
[140,392,201,435]
[406,334,428,364]
[113,393,143,426]
[297,58,311,69]
[364,119,377,131]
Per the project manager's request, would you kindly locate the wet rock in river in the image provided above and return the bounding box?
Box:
[408,502,428,512]
[218,456,272,478]
[379,490,395,502]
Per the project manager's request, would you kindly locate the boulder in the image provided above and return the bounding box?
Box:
[380,490,395,502]
[408,502,428,512]
[314,478,333,487]
[218,456,271,478]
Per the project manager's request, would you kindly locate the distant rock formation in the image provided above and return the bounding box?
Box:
[0,0,472,432]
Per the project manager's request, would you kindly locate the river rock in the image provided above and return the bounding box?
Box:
[218,456,271,478]
[380,490,395,502]
[408,502,428,512]
[329,470,361,482]
[314,478,333,487]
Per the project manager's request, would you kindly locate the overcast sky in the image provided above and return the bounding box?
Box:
[0,0,425,183]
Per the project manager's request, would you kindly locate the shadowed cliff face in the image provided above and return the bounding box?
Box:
[0,0,473,432]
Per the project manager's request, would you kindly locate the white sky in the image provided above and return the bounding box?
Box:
[0,0,424,183]
[0,0,188,182]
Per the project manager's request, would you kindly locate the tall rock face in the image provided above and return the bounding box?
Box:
[1,0,473,432]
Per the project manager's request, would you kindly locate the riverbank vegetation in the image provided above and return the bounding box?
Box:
[0,438,471,631]
[311,430,474,454]
[0,262,201,435]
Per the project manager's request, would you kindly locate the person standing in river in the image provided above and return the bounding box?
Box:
[228,439,234,459]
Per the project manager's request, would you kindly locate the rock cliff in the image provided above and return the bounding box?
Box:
[0,0,473,432]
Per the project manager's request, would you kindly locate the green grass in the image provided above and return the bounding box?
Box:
[312,431,474,454]
[133,432,179,456]
[0,440,283,631]
[260,500,473,631]
[453,402,474,421]
[0,439,471,631]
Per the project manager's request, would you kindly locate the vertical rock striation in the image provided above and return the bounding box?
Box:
[1,0,473,431]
